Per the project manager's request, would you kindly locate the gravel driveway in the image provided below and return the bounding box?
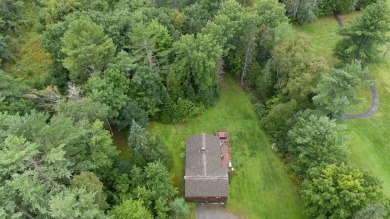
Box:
[195,204,240,219]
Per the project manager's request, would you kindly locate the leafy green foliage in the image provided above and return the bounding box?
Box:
[170,33,222,105]
[54,98,110,123]
[318,0,355,16]
[128,19,172,70]
[61,17,115,83]
[49,187,107,218]
[355,0,378,10]
[128,67,163,116]
[133,162,177,218]
[113,100,148,130]
[0,34,13,64]
[0,0,29,34]
[353,204,388,219]
[253,0,289,59]
[333,0,390,65]
[159,98,203,124]
[0,111,117,218]
[0,111,117,172]
[128,121,172,169]
[313,60,369,119]
[0,70,35,114]
[282,0,317,24]
[260,100,299,153]
[288,113,349,176]
[181,0,219,34]
[271,34,329,104]
[301,163,389,219]
[85,68,130,122]
[39,0,108,25]
[71,171,109,210]
[169,197,190,219]
[111,199,152,219]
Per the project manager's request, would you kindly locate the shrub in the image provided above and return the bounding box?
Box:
[159,98,203,124]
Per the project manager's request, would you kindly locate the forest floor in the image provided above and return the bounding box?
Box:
[296,9,390,196]
[148,77,306,218]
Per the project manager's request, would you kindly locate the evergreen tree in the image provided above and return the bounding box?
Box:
[288,113,349,176]
[61,17,115,83]
[313,60,369,119]
[333,0,390,65]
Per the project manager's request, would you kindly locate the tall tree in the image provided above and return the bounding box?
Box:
[237,11,260,83]
[253,0,289,55]
[301,163,389,219]
[111,199,152,219]
[333,0,390,65]
[0,112,116,218]
[313,60,369,119]
[84,68,130,123]
[282,0,318,24]
[260,100,299,154]
[61,17,115,84]
[170,33,222,105]
[0,0,29,34]
[54,98,110,123]
[132,162,177,218]
[71,171,109,210]
[127,121,171,169]
[49,187,107,218]
[271,34,329,104]
[0,70,35,114]
[128,19,172,70]
[288,113,349,176]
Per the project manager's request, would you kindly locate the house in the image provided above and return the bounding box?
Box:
[184,133,231,203]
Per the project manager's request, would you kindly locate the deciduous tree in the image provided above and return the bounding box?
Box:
[111,199,152,219]
[301,163,389,219]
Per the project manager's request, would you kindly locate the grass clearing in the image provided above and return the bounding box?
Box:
[345,60,390,196]
[296,10,390,197]
[148,77,306,219]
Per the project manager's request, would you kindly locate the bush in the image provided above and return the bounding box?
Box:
[254,103,267,119]
[317,0,355,16]
[159,98,203,124]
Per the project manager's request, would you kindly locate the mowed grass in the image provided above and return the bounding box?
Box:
[296,10,390,196]
[148,77,306,219]
[345,54,390,196]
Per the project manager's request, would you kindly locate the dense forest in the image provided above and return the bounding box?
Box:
[1,0,390,218]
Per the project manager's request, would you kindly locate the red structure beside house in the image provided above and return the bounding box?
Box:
[216,131,233,178]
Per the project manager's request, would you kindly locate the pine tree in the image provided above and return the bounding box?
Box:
[333,0,390,65]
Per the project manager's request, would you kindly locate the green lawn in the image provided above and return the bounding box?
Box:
[296,11,390,197]
[148,77,306,219]
[345,61,390,196]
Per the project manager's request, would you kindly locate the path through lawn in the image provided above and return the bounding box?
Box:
[148,77,306,219]
[296,9,390,196]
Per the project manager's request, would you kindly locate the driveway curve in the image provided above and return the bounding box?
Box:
[333,13,379,120]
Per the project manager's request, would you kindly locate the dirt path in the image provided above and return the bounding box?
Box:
[195,204,240,219]
[333,13,379,120]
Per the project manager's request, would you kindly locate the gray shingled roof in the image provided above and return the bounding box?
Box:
[185,133,229,198]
